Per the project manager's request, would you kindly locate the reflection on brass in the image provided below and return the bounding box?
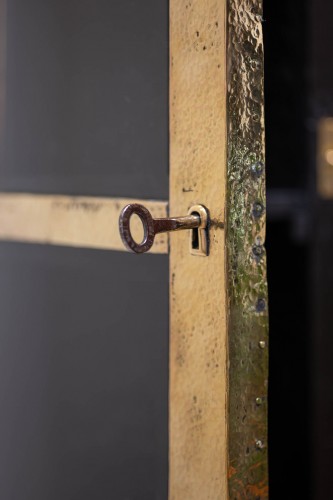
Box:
[227,0,269,497]
[170,0,268,498]
[317,118,333,198]
[169,0,228,498]
[0,193,168,253]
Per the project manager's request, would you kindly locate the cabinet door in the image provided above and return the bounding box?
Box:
[0,1,268,499]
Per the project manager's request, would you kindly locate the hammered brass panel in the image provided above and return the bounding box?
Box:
[169,0,228,498]
[227,1,269,498]
[170,0,268,498]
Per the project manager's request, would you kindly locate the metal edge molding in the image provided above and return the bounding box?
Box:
[226,1,269,498]
[0,193,168,254]
[169,0,228,498]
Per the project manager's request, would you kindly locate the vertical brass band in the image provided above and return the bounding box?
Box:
[227,1,269,498]
[169,0,228,498]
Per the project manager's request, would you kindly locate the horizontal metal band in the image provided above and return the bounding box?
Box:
[0,193,168,254]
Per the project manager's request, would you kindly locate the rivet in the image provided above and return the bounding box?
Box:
[256,440,264,450]
[252,201,265,218]
[251,59,260,71]
[256,298,266,312]
[252,244,264,258]
[251,161,264,178]
[256,397,263,406]
[259,341,266,349]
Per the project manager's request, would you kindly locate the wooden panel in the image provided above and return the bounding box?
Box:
[169,1,228,498]
[0,193,168,253]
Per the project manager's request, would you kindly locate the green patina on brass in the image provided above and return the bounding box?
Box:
[227,1,269,498]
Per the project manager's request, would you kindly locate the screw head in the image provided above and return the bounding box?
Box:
[256,298,266,312]
[256,440,265,450]
[251,161,264,178]
[252,244,264,258]
[252,201,265,218]
[256,397,263,406]
[259,340,266,349]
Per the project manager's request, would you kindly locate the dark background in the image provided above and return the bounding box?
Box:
[264,0,333,498]
[0,1,169,499]
[0,0,332,499]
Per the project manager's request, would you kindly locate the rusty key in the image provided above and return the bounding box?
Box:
[119,203,208,254]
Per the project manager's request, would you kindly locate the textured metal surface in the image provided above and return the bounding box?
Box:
[169,0,228,498]
[227,1,269,498]
[0,193,168,253]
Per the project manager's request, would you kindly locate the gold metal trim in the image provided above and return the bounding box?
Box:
[169,0,228,498]
[227,0,269,497]
[0,193,168,253]
[169,0,268,498]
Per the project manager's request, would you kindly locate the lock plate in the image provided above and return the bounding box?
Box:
[188,204,209,257]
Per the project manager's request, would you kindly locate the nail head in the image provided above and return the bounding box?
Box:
[256,440,264,450]
[251,161,264,178]
[256,298,266,312]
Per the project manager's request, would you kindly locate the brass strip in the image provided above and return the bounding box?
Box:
[170,0,268,498]
[0,193,168,253]
[227,1,269,498]
[169,1,228,498]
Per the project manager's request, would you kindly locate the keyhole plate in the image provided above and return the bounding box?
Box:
[188,204,209,257]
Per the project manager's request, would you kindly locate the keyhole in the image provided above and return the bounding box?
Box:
[192,227,199,250]
[188,205,209,257]
[190,211,200,250]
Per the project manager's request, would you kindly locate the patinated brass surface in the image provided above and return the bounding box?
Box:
[0,193,168,253]
[227,0,269,497]
[0,1,268,495]
[169,0,228,498]
[169,0,268,497]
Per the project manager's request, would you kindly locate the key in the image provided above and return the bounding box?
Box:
[119,203,206,254]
